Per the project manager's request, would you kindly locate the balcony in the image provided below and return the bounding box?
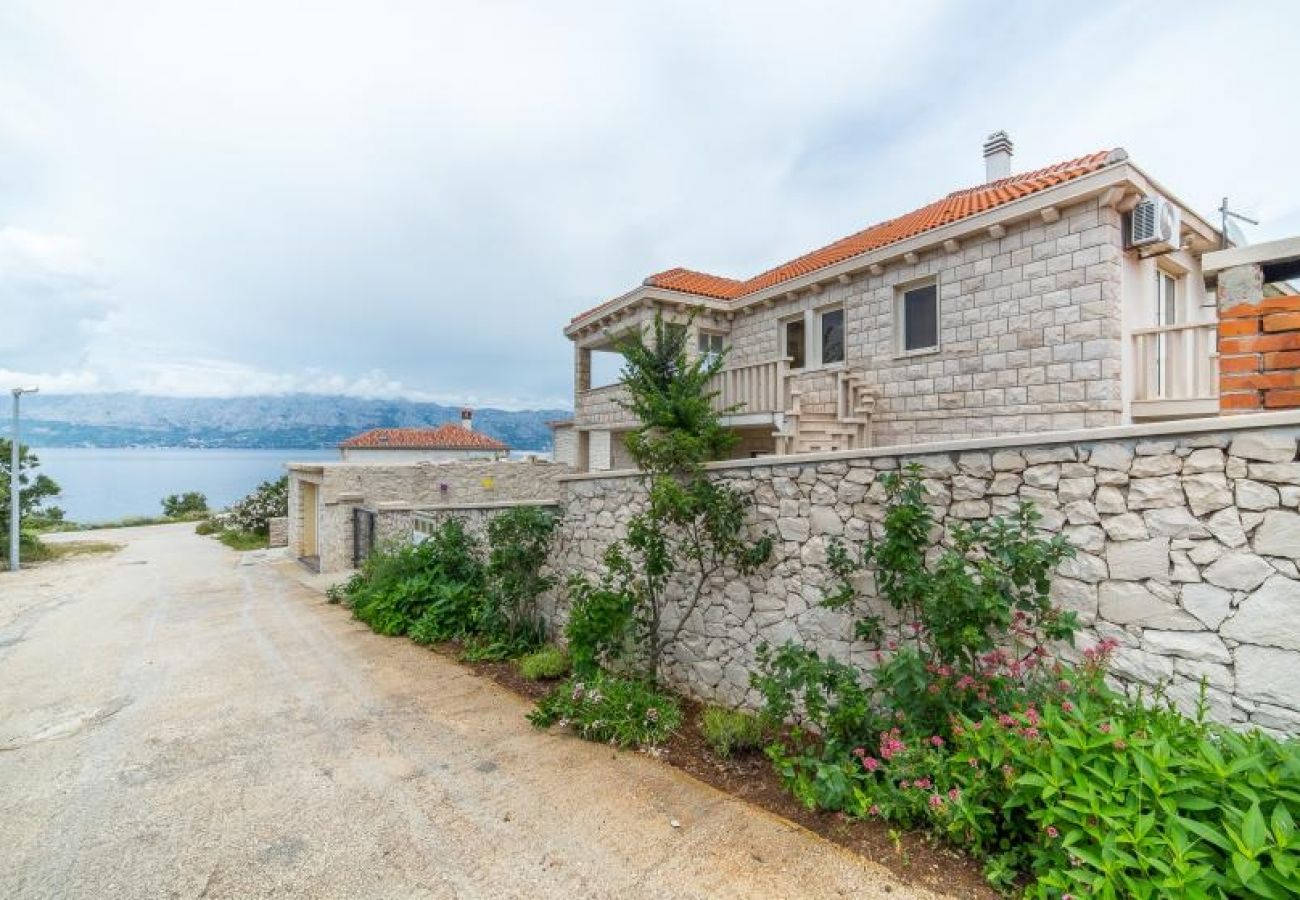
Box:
[576,357,794,430]
[1131,321,1219,420]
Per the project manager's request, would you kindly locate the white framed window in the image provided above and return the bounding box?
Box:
[819,306,845,365]
[897,280,939,354]
[698,331,726,362]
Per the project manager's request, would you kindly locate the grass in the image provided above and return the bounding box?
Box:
[47,512,210,532]
[517,644,571,680]
[699,706,766,758]
[42,540,123,559]
[216,529,268,551]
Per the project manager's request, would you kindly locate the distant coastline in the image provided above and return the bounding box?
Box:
[18,392,569,451]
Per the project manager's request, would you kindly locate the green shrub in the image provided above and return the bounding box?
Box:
[162,491,208,518]
[518,645,570,681]
[349,523,484,637]
[700,707,765,758]
[753,466,1300,897]
[480,506,556,643]
[194,519,219,536]
[217,529,267,551]
[563,575,636,676]
[529,673,682,748]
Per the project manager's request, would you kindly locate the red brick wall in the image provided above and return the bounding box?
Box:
[1219,296,1300,413]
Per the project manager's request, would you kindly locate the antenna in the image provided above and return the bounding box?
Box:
[1218,197,1259,249]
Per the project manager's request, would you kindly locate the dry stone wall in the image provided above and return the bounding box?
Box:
[550,417,1300,738]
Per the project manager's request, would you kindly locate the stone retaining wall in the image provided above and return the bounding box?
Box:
[549,413,1300,737]
[267,516,288,548]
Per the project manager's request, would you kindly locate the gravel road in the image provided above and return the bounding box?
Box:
[0,524,941,899]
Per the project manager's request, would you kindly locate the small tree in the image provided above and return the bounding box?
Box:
[570,314,772,682]
[0,439,64,554]
[162,491,209,519]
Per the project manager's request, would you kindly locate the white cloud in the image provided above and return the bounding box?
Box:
[1,1,1297,405]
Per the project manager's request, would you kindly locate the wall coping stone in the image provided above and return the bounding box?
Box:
[559,410,1300,484]
[378,499,561,513]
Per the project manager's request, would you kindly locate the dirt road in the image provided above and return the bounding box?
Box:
[0,524,940,899]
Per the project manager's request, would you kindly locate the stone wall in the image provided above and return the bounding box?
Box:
[267,516,288,548]
[286,458,570,572]
[549,413,1300,737]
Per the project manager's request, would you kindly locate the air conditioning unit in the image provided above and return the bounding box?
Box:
[1128,195,1181,251]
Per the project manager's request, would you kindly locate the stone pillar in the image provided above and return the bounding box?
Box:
[574,345,591,394]
[1218,262,1300,413]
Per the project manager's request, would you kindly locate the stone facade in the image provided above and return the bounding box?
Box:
[548,414,1300,738]
[721,197,1125,446]
[568,196,1133,471]
[267,516,288,548]
[287,458,569,572]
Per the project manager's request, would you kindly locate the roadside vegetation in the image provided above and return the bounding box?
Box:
[197,476,287,551]
[320,314,1300,895]
[338,505,559,667]
[0,438,66,563]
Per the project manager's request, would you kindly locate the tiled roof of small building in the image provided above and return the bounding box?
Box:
[339,425,509,451]
[572,149,1115,323]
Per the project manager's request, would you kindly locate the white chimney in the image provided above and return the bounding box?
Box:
[460,407,474,431]
[983,131,1014,183]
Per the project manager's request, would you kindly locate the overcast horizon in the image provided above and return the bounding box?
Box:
[3,1,1298,411]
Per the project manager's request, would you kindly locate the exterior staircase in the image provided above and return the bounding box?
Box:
[774,369,876,455]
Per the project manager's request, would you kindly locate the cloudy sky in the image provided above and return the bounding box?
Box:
[2,1,1297,409]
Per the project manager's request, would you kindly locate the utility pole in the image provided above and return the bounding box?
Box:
[9,386,39,572]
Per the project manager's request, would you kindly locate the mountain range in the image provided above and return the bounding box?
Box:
[20,393,571,451]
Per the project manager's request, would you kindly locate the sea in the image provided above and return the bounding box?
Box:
[30,448,338,524]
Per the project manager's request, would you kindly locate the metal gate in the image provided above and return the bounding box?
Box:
[353,508,376,568]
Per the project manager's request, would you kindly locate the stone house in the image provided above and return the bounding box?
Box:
[566,133,1226,472]
[338,408,509,463]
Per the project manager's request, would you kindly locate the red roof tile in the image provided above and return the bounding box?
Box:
[571,150,1115,324]
[340,425,509,451]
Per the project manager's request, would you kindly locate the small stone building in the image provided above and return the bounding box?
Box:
[338,408,508,463]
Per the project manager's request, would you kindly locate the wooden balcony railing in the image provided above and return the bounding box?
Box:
[1132,321,1219,409]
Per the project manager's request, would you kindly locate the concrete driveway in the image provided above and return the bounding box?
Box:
[0,524,940,899]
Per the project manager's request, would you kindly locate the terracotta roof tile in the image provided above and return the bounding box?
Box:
[571,150,1115,324]
[340,425,509,451]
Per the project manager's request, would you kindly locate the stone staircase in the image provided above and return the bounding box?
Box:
[774,369,876,455]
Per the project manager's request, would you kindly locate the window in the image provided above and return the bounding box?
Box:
[698,331,726,361]
[1156,270,1178,326]
[820,307,844,365]
[784,318,806,369]
[899,282,939,353]
[660,322,688,351]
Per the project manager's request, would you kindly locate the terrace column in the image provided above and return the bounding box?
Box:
[574,345,591,395]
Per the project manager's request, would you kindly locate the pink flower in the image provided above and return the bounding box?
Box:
[928,794,945,808]
[852,747,866,758]
[998,714,1016,728]
[862,756,880,772]
[1046,825,1059,839]
[1114,739,1127,751]
[1061,700,1074,713]
[948,788,960,800]
[929,735,945,748]
[1099,722,1112,734]
[868,804,880,816]
[1023,727,1040,740]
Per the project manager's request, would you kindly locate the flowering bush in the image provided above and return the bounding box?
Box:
[754,466,1300,896]
[212,476,287,535]
[529,672,682,748]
